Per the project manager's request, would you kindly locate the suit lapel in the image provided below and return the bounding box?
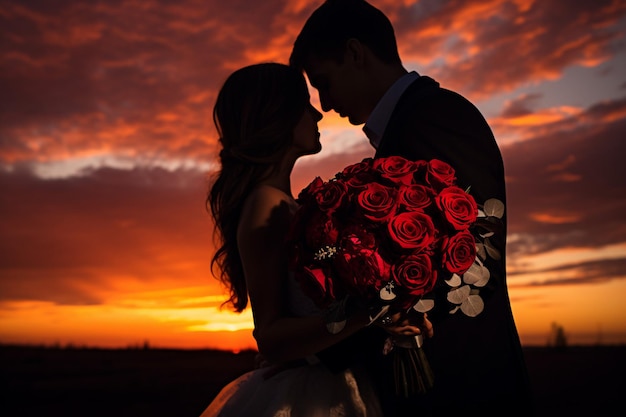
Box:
[375,75,440,158]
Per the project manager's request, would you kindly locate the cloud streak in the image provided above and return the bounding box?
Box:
[0,166,217,305]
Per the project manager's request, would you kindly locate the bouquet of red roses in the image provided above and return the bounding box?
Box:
[287,156,498,396]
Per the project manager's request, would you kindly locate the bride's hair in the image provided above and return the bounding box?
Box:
[207,63,309,312]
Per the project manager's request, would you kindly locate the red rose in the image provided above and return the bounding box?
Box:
[387,211,436,250]
[373,155,418,186]
[356,182,397,222]
[304,210,339,249]
[335,235,390,294]
[436,186,478,230]
[341,160,377,191]
[442,230,476,274]
[295,266,336,307]
[398,184,434,211]
[426,159,456,189]
[341,158,374,178]
[298,176,324,202]
[338,224,376,249]
[345,171,378,191]
[315,180,347,214]
[392,253,438,297]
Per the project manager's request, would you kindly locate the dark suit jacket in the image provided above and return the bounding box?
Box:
[373,75,535,416]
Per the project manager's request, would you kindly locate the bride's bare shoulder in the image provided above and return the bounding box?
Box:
[238,185,294,231]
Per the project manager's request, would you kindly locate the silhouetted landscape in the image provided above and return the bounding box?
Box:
[2,344,625,416]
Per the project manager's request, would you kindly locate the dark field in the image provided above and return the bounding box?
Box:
[2,345,625,416]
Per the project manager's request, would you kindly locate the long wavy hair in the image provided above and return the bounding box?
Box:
[208,63,309,312]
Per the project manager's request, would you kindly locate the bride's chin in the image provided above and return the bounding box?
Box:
[313,143,322,154]
[300,144,323,157]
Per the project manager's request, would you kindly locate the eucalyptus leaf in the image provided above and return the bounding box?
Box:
[368,304,390,326]
[460,295,484,317]
[379,282,397,301]
[477,208,486,218]
[447,285,470,304]
[462,263,483,285]
[449,305,460,314]
[476,243,486,260]
[480,231,495,238]
[413,298,434,313]
[474,265,490,287]
[323,297,348,333]
[326,320,346,334]
[485,239,501,260]
[445,273,462,287]
[484,198,505,218]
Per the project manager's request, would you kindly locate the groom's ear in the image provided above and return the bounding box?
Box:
[344,38,366,69]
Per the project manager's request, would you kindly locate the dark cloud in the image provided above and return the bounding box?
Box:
[384,0,626,97]
[0,166,217,304]
[0,0,305,162]
[501,93,544,118]
[509,258,626,286]
[502,96,626,258]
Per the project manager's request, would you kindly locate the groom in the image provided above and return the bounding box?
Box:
[290,0,534,415]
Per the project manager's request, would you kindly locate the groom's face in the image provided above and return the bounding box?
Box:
[303,56,371,125]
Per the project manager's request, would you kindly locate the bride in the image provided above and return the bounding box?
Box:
[199,63,428,416]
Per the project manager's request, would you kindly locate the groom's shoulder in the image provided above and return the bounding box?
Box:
[400,75,464,108]
[401,77,486,120]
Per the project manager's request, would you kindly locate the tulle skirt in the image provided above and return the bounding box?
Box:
[199,360,383,417]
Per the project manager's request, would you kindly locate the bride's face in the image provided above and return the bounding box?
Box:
[291,102,323,157]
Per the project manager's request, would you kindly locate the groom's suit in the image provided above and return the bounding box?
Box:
[373,75,535,416]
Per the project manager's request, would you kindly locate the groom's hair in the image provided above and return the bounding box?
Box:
[290,0,401,69]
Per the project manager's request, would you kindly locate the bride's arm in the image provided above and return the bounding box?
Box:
[237,187,369,364]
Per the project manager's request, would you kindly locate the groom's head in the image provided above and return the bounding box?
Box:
[290,0,403,125]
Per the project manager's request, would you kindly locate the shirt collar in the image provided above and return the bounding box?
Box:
[363,71,420,149]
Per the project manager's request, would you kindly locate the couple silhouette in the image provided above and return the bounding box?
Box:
[201,1,534,416]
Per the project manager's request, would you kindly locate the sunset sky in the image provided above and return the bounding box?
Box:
[1,0,626,351]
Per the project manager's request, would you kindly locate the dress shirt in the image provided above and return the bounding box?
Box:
[363,71,420,149]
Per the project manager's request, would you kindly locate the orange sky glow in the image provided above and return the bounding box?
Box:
[1,0,626,351]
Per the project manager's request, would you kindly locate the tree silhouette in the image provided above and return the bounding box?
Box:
[548,322,567,350]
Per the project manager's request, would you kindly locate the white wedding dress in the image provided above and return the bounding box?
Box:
[198,276,383,417]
